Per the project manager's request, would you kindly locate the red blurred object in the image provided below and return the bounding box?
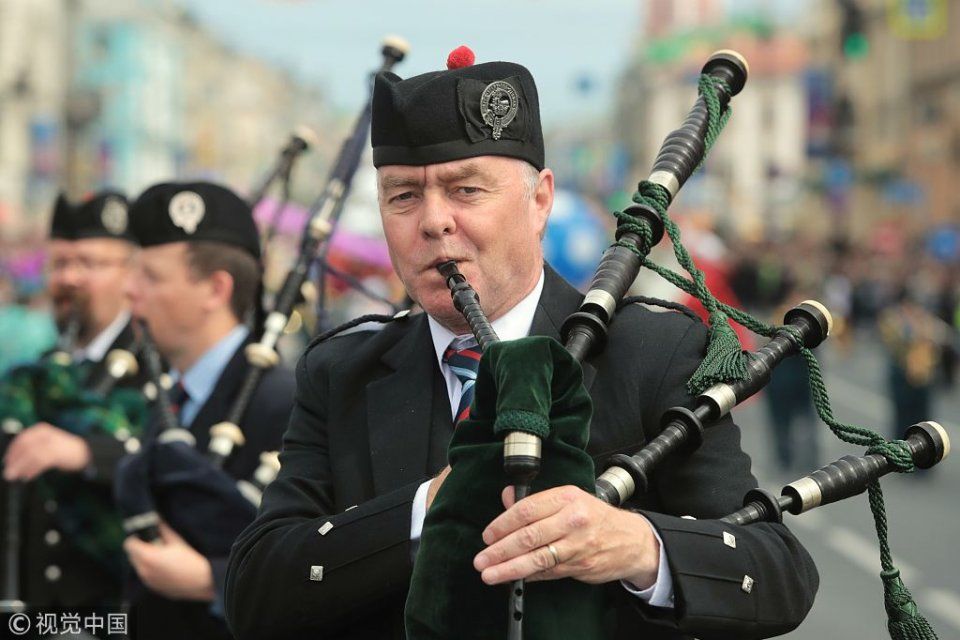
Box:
[679,259,755,352]
[446,45,475,70]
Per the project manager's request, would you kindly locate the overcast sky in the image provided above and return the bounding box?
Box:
[174,0,806,125]
[174,0,644,125]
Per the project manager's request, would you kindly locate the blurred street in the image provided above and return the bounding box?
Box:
[736,330,960,639]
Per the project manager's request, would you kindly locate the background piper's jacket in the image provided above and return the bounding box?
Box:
[0,319,149,609]
[225,265,819,640]
[126,338,295,640]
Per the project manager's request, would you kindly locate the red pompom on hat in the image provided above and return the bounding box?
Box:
[446,45,475,70]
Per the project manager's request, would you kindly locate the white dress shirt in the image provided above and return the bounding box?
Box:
[73,310,131,363]
[410,269,674,608]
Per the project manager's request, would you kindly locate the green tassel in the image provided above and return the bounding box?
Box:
[882,569,939,640]
[687,315,747,395]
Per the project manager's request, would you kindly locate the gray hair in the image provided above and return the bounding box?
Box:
[518,161,541,201]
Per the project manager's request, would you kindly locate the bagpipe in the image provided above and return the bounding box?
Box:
[209,35,408,469]
[114,321,263,561]
[114,38,410,562]
[0,317,147,612]
[405,50,951,640]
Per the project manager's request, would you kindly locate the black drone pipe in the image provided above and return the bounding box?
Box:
[560,50,747,363]
[595,300,832,506]
[138,322,182,439]
[261,166,293,250]
[721,421,950,526]
[206,37,409,469]
[247,125,319,210]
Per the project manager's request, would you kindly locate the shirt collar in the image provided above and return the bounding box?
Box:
[173,325,249,408]
[428,269,545,369]
[75,310,131,363]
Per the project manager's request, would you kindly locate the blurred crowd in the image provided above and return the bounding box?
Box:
[723,230,959,471]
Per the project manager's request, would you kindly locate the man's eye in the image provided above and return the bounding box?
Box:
[391,192,414,203]
[458,186,480,195]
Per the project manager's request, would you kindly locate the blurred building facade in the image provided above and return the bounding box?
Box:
[617,0,958,251]
[799,0,959,260]
[0,0,68,232]
[0,0,331,238]
[850,0,960,223]
[616,0,812,240]
[905,0,960,229]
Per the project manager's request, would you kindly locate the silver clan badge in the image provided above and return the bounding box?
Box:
[168,191,205,234]
[101,197,128,235]
[480,80,519,141]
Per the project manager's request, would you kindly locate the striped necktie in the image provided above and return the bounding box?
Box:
[168,380,189,423]
[443,339,481,423]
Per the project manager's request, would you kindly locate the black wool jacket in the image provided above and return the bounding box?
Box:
[225,266,818,640]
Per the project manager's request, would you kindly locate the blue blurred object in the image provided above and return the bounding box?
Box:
[0,306,57,376]
[926,224,960,263]
[823,157,854,195]
[882,178,926,206]
[543,190,609,289]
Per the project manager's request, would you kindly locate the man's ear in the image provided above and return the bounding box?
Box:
[533,168,555,238]
[205,269,235,314]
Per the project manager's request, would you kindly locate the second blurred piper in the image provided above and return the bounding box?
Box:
[121,182,294,640]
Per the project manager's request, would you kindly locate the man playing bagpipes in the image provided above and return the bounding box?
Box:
[224,48,818,640]
[1,190,149,614]
[116,182,295,640]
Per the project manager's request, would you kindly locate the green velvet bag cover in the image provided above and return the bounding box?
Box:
[405,336,607,639]
[0,359,147,572]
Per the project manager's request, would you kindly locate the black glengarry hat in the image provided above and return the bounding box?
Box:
[129,182,260,259]
[371,46,544,170]
[50,190,132,242]
[50,194,76,240]
[75,191,133,242]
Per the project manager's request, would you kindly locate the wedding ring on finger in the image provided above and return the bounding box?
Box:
[546,543,561,568]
